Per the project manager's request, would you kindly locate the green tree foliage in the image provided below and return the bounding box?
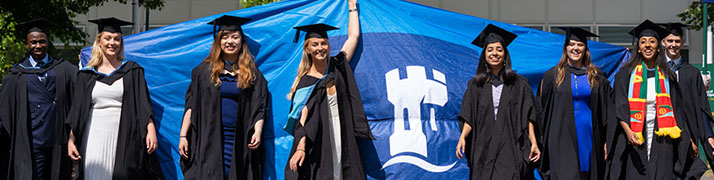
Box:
[0,0,165,77]
[678,2,714,31]
[241,0,281,8]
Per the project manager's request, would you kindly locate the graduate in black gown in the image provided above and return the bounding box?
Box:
[536,27,611,180]
[285,0,375,179]
[179,15,268,180]
[659,22,714,178]
[610,19,699,179]
[455,24,540,180]
[0,18,77,180]
[65,17,163,180]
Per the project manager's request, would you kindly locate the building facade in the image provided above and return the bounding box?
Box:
[72,0,703,63]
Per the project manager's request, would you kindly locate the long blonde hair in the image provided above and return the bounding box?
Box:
[86,32,125,68]
[286,39,330,99]
[204,30,256,89]
[554,43,599,89]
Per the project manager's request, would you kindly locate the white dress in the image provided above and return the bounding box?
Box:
[645,76,656,160]
[327,94,343,180]
[82,78,124,179]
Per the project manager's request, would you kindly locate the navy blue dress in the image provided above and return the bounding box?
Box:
[571,73,593,172]
[220,74,241,177]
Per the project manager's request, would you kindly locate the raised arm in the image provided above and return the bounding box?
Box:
[340,0,360,62]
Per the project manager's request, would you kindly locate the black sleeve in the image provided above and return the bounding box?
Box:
[519,78,538,163]
[66,73,90,142]
[613,71,630,124]
[249,72,268,129]
[334,52,375,140]
[695,72,714,138]
[458,79,476,128]
[0,75,9,138]
[184,66,199,118]
[134,67,154,139]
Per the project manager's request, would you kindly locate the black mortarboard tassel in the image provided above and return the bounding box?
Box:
[471,24,517,48]
[556,27,599,46]
[292,23,339,43]
[89,17,133,33]
[659,22,687,37]
[207,15,251,36]
[16,18,56,35]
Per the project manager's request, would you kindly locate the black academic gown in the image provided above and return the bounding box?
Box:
[284,52,375,180]
[0,57,76,180]
[610,67,694,180]
[66,61,163,180]
[536,67,611,180]
[458,75,537,180]
[671,62,712,179]
[180,62,268,180]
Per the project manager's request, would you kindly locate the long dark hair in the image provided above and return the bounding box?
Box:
[619,42,675,80]
[474,43,518,85]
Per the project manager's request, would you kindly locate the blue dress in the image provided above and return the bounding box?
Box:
[571,73,593,172]
[220,74,241,177]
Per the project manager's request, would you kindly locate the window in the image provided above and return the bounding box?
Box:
[597,25,636,46]
[52,25,85,46]
[519,24,544,31]
[148,25,165,31]
[549,25,592,36]
[121,26,134,35]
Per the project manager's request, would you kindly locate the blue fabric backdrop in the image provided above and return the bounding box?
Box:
[80,0,630,179]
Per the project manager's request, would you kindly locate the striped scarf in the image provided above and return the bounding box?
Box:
[628,61,681,140]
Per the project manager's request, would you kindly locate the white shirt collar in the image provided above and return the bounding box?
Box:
[666,55,682,66]
[28,54,49,67]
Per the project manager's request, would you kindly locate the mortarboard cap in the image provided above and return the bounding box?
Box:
[292,23,339,43]
[557,27,599,46]
[207,15,251,36]
[89,17,132,33]
[16,18,56,35]
[659,22,687,37]
[471,24,517,48]
[628,19,670,40]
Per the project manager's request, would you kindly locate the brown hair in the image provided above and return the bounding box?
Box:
[554,42,599,89]
[204,30,256,89]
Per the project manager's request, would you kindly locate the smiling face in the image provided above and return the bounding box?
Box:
[485,42,504,69]
[662,34,683,59]
[220,30,242,55]
[566,40,586,63]
[638,36,659,60]
[305,37,330,61]
[98,32,122,58]
[26,32,48,60]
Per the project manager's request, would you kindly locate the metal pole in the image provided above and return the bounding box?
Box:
[704,2,709,69]
[145,6,150,31]
[132,0,140,34]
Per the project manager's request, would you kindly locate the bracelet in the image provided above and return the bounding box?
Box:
[297,149,305,152]
[349,8,358,13]
[180,136,187,138]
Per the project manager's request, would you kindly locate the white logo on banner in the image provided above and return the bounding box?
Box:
[382,66,457,172]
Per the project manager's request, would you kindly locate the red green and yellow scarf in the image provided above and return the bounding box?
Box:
[628,61,681,140]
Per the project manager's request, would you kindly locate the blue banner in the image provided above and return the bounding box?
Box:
[81,0,629,179]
